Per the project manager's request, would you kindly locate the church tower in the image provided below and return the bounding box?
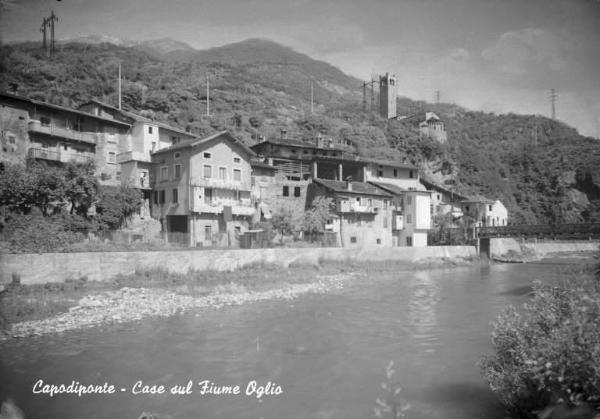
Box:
[379,73,397,119]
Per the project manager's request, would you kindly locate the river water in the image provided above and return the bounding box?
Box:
[0,259,586,419]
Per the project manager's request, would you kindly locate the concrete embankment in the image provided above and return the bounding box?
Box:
[490,238,599,262]
[1,246,477,285]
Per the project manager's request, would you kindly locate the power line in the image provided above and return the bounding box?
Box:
[549,88,558,120]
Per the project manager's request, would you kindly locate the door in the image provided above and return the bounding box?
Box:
[204,188,213,205]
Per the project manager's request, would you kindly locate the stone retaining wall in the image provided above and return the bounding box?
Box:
[1,246,477,285]
[490,238,599,261]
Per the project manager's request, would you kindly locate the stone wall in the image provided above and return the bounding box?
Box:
[490,238,599,261]
[0,246,477,285]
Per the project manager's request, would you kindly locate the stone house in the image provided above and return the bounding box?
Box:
[0,93,130,185]
[419,112,447,143]
[150,131,255,248]
[307,179,393,247]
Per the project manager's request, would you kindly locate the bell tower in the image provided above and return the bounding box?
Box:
[379,73,397,119]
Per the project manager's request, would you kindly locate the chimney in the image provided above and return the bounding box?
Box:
[267,157,273,166]
[280,129,287,140]
[346,180,352,191]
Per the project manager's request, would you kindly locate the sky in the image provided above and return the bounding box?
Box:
[2,0,600,138]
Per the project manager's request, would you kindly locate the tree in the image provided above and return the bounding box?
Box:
[0,162,37,214]
[94,185,142,230]
[271,207,295,244]
[301,196,334,239]
[62,161,99,216]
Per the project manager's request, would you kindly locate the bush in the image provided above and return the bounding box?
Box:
[480,274,600,418]
[1,214,85,253]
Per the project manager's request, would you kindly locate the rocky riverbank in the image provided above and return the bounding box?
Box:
[0,273,351,342]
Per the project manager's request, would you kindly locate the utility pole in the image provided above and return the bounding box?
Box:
[362,81,367,111]
[370,78,375,111]
[310,81,314,115]
[40,17,48,51]
[47,11,58,54]
[118,62,122,110]
[206,72,210,117]
[435,90,440,104]
[549,88,557,120]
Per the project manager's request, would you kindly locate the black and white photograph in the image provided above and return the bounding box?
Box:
[1,0,600,418]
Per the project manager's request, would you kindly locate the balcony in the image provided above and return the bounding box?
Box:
[192,198,255,216]
[28,148,95,164]
[117,151,152,163]
[337,200,377,213]
[28,121,96,144]
[194,177,251,191]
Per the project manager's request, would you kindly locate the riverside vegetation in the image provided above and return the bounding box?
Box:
[480,250,600,418]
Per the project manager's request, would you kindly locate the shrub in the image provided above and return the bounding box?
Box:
[1,214,85,253]
[480,274,600,418]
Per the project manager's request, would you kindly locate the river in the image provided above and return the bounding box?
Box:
[0,258,586,419]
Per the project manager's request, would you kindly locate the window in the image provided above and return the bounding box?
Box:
[40,116,51,126]
[203,165,212,179]
[151,142,156,151]
[233,157,241,163]
[174,152,181,160]
[108,152,116,163]
[406,236,413,247]
[409,170,414,179]
[42,143,48,148]
[294,187,301,197]
[204,225,212,241]
[160,190,165,204]
[172,188,178,203]
[219,167,226,180]
[383,217,388,228]
[160,166,168,181]
[148,126,153,134]
[383,200,388,209]
[8,135,16,144]
[406,214,412,224]
[376,238,381,244]
[377,168,383,177]
[350,237,357,243]
[437,194,441,200]
[63,145,68,151]
[283,186,289,197]
[154,191,158,204]
[116,171,121,181]
[203,152,211,159]
[367,198,372,207]
[489,204,493,211]
[406,196,412,205]
[175,164,181,179]
[233,169,241,181]
[234,226,241,234]
[393,169,398,177]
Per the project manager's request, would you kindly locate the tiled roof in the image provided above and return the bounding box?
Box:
[367,181,406,195]
[1,93,131,127]
[152,131,256,157]
[314,178,392,197]
[361,158,418,170]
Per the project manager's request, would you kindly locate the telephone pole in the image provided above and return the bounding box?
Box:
[206,72,210,117]
[310,81,314,114]
[118,62,122,110]
[40,17,48,50]
[48,11,58,54]
[549,88,557,120]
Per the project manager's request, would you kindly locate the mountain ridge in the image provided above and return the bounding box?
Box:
[0,37,598,224]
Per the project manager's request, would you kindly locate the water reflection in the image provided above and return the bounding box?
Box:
[407,270,441,353]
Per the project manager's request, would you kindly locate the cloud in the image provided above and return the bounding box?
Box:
[481,28,567,74]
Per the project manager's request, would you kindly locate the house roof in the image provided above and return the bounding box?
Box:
[369,181,431,196]
[151,131,256,157]
[420,177,468,199]
[252,137,353,151]
[1,92,131,127]
[461,196,495,205]
[314,178,392,197]
[79,99,195,137]
[361,158,418,171]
